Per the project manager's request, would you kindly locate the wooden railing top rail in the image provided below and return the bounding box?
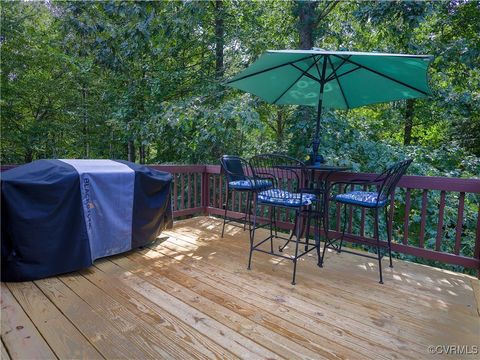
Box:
[202,164,480,193]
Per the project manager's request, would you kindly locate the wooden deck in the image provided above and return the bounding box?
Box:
[2,216,479,359]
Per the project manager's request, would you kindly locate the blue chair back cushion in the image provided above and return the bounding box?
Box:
[335,191,387,208]
[228,179,272,190]
[258,189,316,207]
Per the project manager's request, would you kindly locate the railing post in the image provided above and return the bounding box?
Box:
[202,166,209,216]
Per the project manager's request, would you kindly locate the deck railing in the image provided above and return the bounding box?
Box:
[3,164,479,275]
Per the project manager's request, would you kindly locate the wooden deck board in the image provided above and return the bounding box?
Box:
[1,284,56,360]
[80,264,235,359]
[1,338,11,360]
[7,281,102,359]
[2,216,479,359]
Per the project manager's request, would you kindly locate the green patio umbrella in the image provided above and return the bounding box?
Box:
[225,49,433,163]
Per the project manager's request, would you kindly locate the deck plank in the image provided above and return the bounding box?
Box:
[80,264,236,359]
[1,339,11,360]
[472,278,480,316]
[59,272,209,359]
[95,259,279,359]
[35,277,150,359]
[1,284,56,360]
[125,250,373,360]
[108,255,313,359]
[137,243,420,359]
[7,281,102,359]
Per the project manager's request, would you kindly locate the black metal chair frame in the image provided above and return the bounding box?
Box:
[320,159,413,284]
[220,155,264,238]
[248,153,321,285]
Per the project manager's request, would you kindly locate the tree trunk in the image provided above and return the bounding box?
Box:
[276,109,285,144]
[128,140,136,162]
[82,87,89,158]
[139,143,146,164]
[25,148,33,163]
[214,0,224,78]
[404,99,415,145]
[297,1,318,49]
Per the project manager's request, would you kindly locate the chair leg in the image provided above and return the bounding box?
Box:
[292,210,301,285]
[314,204,321,266]
[221,188,230,238]
[280,213,296,252]
[338,204,348,253]
[385,207,393,268]
[248,197,257,270]
[320,199,329,267]
[375,208,383,284]
[248,191,252,231]
[244,191,251,231]
[269,206,274,253]
[304,207,312,252]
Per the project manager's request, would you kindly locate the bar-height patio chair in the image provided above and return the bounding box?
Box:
[220,155,272,237]
[248,153,319,285]
[321,159,413,283]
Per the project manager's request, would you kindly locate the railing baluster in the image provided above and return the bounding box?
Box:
[238,191,242,213]
[454,192,465,255]
[180,174,185,210]
[219,174,223,210]
[475,206,480,265]
[212,174,217,209]
[173,173,178,211]
[388,192,395,242]
[231,182,235,212]
[336,184,342,232]
[435,191,446,251]
[403,188,411,245]
[194,173,198,207]
[360,185,366,237]
[348,184,354,234]
[187,173,192,209]
[419,189,428,248]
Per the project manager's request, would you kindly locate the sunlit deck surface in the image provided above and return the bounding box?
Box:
[2,216,479,359]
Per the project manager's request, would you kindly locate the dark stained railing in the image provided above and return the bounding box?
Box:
[2,164,479,275]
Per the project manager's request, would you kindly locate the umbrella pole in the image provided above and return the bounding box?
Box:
[311,104,323,164]
[311,58,327,165]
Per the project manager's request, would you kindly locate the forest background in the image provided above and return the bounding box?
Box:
[1,1,479,271]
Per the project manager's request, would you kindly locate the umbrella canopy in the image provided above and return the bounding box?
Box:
[225,49,433,162]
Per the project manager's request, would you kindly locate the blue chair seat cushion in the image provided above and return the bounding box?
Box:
[258,189,316,207]
[335,191,387,208]
[228,179,272,190]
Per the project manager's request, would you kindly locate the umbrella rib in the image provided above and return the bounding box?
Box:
[272,57,321,105]
[332,54,429,96]
[332,66,362,80]
[324,56,352,83]
[290,63,321,83]
[327,56,350,109]
[225,54,315,84]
